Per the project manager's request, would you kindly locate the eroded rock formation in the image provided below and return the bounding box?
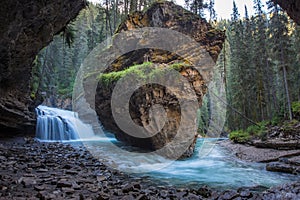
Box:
[273,0,300,25]
[0,0,86,135]
[89,1,225,159]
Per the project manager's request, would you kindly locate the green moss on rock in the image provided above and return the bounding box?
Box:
[97,62,189,86]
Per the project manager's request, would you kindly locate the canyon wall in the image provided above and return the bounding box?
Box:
[0,0,86,135]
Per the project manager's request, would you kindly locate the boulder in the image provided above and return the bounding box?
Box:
[266,162,299,174]
[90,1,225,159]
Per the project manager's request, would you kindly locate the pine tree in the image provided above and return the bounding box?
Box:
[208,0,216,22]
[267,1,293,120]
[252,0,271,121]
[291,24,300,101]
[185,0,206,17]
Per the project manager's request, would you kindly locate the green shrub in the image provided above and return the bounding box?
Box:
[282,119,299,133]
[271,116,281,126]
[292,101,300,119]
[246,124,260,135]
[245,121,268,138]
[229,130,250,143]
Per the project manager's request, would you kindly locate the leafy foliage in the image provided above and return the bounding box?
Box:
[229,121,268,143]
[229,130,250,143]
[292,102,300,119]
[246,121,268,138]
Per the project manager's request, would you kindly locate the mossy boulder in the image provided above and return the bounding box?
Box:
[88,1,225,159]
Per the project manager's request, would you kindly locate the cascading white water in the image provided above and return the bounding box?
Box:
[35,105,95,141]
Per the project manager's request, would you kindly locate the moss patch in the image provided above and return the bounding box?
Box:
[97,62,190,86]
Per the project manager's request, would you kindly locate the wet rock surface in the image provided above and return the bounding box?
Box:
[0,137,300,199]
[0,0,86,135]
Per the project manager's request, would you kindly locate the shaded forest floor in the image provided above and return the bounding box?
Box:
[0,137,300,199]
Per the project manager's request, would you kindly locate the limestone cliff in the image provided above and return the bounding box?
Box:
[0,0,86,135]
[272,0,300,25]
[90,1,225,159]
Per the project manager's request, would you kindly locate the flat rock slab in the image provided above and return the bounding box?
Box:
[219,140,300,163]
[253,139,300,150]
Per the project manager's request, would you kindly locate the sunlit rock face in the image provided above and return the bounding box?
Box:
[0,0,86,135]
[89,1,225,159]
[272,0,300,25]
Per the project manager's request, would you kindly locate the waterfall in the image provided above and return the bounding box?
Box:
[35,105,95,141]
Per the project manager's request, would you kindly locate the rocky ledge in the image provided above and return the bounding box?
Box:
[1,137,300,199]
[222,119,300,175]
[86,1,225,159]
[220,140,300,175]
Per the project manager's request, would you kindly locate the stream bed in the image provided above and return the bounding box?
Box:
[35,106,299,190]
[79,137,299,189]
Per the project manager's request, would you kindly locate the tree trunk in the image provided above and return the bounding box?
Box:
[283,64,293,120]
[124,0,128,16]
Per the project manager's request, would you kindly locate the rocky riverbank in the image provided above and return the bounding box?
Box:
[0,137,299,199]
[219,140,300,176]
[221,119,300,175]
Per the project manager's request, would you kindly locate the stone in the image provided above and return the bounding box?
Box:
[176,191,188,198]
[20,177,37,187]
[63,164,73,169]
[159,190,168,198]
[97,193,110,200]
[88,187,99,193]
[186,193,201,200]
[122,183,136,193]
[66,170,78,175]
[272,0,300,25]
[57,180,73,188]
[219,190,239,200]
[86,1,224,159]
[36,168,49,173]
[266,162,296,174]
[197,186,212,198]
[121,195,136,200]
[239,189,252,198]
[34,185,45,191]
[62,187,75,194]
[136,194,148,200]
[97,175,107,182]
